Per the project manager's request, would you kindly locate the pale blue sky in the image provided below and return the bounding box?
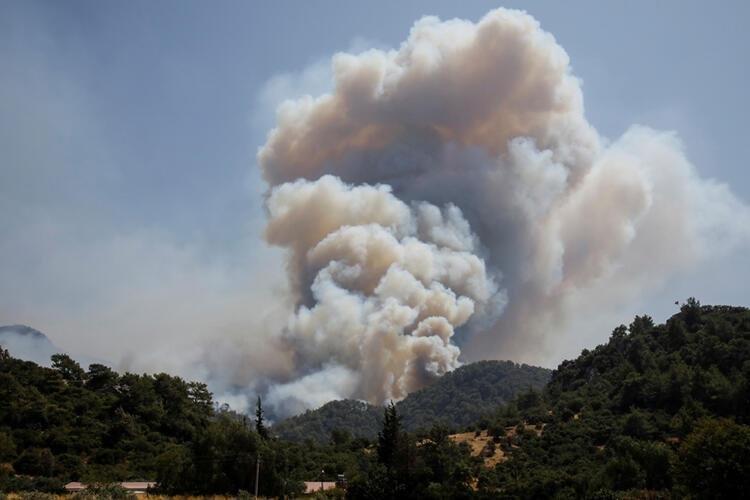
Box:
[1,1,748,369]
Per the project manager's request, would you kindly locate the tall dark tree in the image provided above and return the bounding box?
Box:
[255,396,268,439]
[681,297,702,328]
[377,401,401,468]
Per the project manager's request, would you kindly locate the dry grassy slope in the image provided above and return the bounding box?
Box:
[449,423,545,468]
[450,430,505,468]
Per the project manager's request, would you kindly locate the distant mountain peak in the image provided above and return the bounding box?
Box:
[0,324,59,366]
[0,324,49,341]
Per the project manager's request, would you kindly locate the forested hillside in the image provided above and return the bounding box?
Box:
[1,300,748,498]
[271,399,382,443]
[272,360,551,443]
[0,350,333,496]
[0,351,205,492]
[399,360,551,431]
[473,300,750,498]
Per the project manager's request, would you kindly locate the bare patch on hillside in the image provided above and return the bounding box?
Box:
[450,430,506,468]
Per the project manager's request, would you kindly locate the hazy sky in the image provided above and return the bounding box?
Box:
[1,1,748,378]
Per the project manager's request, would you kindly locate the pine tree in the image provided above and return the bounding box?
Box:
[377,401,401,468]
[255,396,268,439]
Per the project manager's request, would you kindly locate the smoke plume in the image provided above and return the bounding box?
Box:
[262,176,497,414]
[255,8,750,413]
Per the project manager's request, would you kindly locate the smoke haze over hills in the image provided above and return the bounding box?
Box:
[1,4,749,418]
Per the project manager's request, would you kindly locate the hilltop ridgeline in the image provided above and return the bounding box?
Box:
[272,360,551,443]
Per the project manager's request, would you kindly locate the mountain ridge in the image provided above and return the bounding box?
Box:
[272,360,552,443]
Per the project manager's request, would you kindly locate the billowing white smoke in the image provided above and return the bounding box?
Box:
[263,176,497,415]
[256,8,750,413]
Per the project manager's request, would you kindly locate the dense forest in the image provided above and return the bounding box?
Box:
[272,400,382,444]
[273,361,551,444]
[471,300,750,498]
[0,348,342,496]
[2,300,749,498]
[398,360,551,432]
